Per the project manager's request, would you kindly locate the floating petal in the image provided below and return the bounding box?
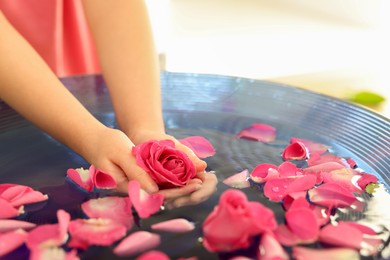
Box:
[321,169,362,193]
[128,181,164,219]
[66,167,94,192]
[285,207,319,242]
[90,165,117,189]
[293,246,359,260]
[236,123,276,142]
[136,250,169,260]
[81,196,133,229]
[250,164,278,183]
[113,231,161,257]
[0,184,48,208]
[304,162,345,174]
[0,219,36,232]
[0,198,23,219]
[278,162,300,177]
[151,218,195,233]
[179,136,216,158]
[357,173,378,190]
[307,154,349,168]
[290,138,329,154]
[258,233,289,260]
[0,229,27,258]
[30,247,79,260]
[282,142,308,161]
[223,169,250,188]
[308,182,358,209]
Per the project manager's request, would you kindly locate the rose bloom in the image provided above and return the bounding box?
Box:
[202,189,277,252]
[132,140,197,189]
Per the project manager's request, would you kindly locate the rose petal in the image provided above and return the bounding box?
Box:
[223,169,250,188]
[0,219,36,232]
[290,138,329,154]
[0,184,48,208]
[282,142,308,161]
[357,173,378,190]
[0,229,28,258]
[304,162,346,173]
[179,136,216,158]
[250,164,278,183]
[292,246,359,260]
[90,165,117,189]
[236,123,276,142]
[81,196,133,229]
[30,247,79,260]
[258,233,289,260]
[151,218,195,233]
[113,231,161,257]
[321,169,362,193]
[285,207,320,242]
[26,209,70,250]
[278,162,301,177]
[66,167,94,192]
[136,250,169,260]
[347,158,357,168]
[274,224,300,246]
[128,181,164,219]
[0,198,23,219]
[308,182,358,209]
[307,154,350,168]
[68,218,126,249]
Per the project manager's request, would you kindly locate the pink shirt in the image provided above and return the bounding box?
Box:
[0,0,100,77]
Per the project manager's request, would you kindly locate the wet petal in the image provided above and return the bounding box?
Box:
[264,178,294,201]
[223,169,250,188]
[304,162,345,173]
[0,219,36,232]
[136,250,169,260]
[128,181,164,219]
[68,218,126,249]
[307,154,349,168]
[321,169,362,193]
[81,196,133,229]
[258,233,289,260]
[274,224,300,246]
[90,165,117,189]
[250,164,278,183]
[0,184,48,208]
[113,231,161,257]
[290,138,329,154]
[282,142,308,161]
[0,198,23,219]
[308,182,358,209]
[236,123,276,142]
[278,162,300,177]
[293,246,359,260]
[66,167,94,192]
[285,207,319,242]
[319,222,363,250]
[0,229,28,258]
[357,173,378,190]
[151,218,195,233]
[179,136,216,158]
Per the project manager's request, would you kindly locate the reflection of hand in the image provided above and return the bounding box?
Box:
[159,172,218,209]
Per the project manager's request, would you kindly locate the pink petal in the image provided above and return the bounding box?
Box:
[81,196,133,229]
[347,158,357,168]
[30,247,79,260]
[308,182,358,209]
[304,162,346,173]
[293,246,359,260]
[258,233,289,260]
[113,231,161,257]
[250,164,278,183]
[0,219,36,232]
[290,138,329,154]
[285,175,317,195]
[0,198,23,219]
[128,180,164,219]
[274,224,300,246]
[307,154,350,168]
[236,123,276,142]
[90,165,117,189]
[66,167,94,192]
[282,142,308,161]
[0,229,28,258]
[319,222,364,249]
[0,184,48,208]
[223,169,250,188]
[278,162,301,177]
[151,218,195,233]
[321,169,362,193]
[357,173,378,190]
[26,209,70,250]
[285,207,319,242]
[179,136,216,158]
[68,218,126,249]
[136,250,169,260]
[282,191,308,211]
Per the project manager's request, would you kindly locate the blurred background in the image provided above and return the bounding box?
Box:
[146,0,390,117]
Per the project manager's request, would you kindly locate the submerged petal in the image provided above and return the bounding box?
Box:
[113,231,161,257]
[179,136,216,158]
[236,123,276,142]
[128,181,164,219]
[223,169,250,188]
[151,218,195,233]
[0,229,28,258]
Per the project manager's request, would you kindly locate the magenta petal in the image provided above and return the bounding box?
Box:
[304,162,346,173]
[357,173,378,190]
[151,218,195,233]
[319,222,363,249]
[290,138,329,154]
[274,224,300,246]
[68,218,126,248]
[236,123,276,142]
[258,233,289,260]
[282,191,307,211]
[0,229,28,258]
[286,175,317,194]
[0,184,48,208]
[128,181,164,219]
[0,219,36,232]
[0,198,23,219]
[307,154,350,168]
[321,169,362,193]
[264,178,294,201]
[308,182,358,209]
[282,142,308,161]
[136,250,169,260]
[90,165,117,189]
[66,167,94,192]
[223,169,250,188]
[81,196,133,229]
[250,163,278,183]
[278,162,300,177]
[179,136,216,158]
[293,246,359,260]
[285,207,319,242]
[113,231,161,257]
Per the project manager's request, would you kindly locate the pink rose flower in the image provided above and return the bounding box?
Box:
[132,140,197,189]
[202,189,277,252]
